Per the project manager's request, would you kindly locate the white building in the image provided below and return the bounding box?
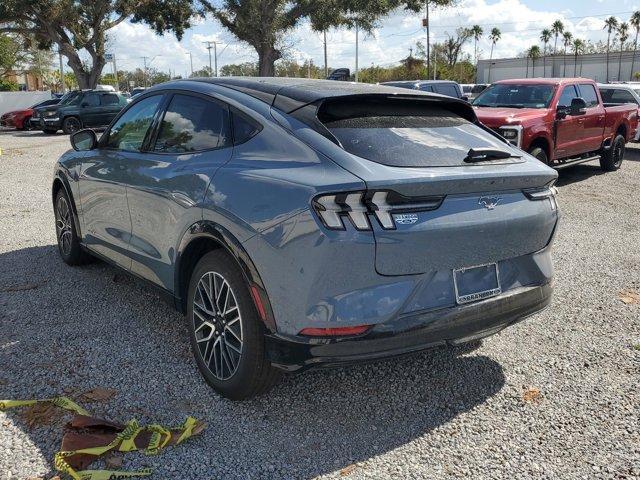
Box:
[477,51,640,83]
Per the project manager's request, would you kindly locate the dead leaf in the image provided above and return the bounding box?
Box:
[22,401,63,428]
[0,283,42,292]
[104,452,123,470]
[523,387,542,403]
[81,387,117,402]
[340,464,357,476]
[619,290,640,305]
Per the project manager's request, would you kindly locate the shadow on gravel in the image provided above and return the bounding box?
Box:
[555,163,607,186]
[1,245,505,479]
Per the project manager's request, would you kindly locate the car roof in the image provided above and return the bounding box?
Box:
[155,77,472,116]
[598,83,638,89]
[381,80,458,85]
[493,78,592,86]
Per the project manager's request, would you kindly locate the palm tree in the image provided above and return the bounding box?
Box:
[618,22,630,80]
[572,38,585,76]
[488,28,501,82]
[550,20,564,77]
[604,16,619,81]
[630,11,640,80]
[540,29,552,76]
[528,46,541,77]
[562,32,573,76]
[470,25,483,66]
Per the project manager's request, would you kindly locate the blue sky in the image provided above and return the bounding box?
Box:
[105,0,640,77]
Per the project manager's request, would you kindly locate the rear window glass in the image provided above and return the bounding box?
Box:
[323,108,517,167]
[600,88,637,104]
[433,84,460,98]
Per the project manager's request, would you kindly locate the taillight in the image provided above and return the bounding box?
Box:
[523,184,558,210]
[312,190,443,231]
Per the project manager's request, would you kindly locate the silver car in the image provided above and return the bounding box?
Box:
[53,78,559,399]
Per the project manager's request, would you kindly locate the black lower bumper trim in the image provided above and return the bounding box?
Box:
[266,283,553,372]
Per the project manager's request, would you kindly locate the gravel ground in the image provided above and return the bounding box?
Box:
[0,129,638,480]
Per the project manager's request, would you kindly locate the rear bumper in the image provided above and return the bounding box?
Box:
[266,282,552,372]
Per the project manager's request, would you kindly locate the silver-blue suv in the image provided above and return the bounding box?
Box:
[53,78,559,399]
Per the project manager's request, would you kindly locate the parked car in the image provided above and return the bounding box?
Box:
[382,80,466,100]
[327,68,350,81]
[38,89,128,134]
[130,87,147,97]
[53,78,559,399]
[473,78,638,170]
[461,83,488,101]
[598,83,640,141]
[0,98,60,130]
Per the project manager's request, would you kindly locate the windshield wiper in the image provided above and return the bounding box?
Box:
[464,148,519,163]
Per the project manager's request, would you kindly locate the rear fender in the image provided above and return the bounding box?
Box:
[175,220,277,332]
[52,170,82,237]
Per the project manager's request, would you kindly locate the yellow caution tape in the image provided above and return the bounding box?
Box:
[1,397,204,480]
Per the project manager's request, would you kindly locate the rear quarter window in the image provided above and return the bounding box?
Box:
[433,84,460,98]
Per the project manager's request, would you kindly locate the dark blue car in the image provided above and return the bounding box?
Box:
[53,78,559,399]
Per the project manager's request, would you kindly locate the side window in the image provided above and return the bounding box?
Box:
[101,94,120,106]
[578,84,599,107]
[104,95,163,152]
[83,93,100,107]
[154,94,231,153]
[231,108,262,145]
[557,85,578,108]
[610,89,637,104]
[419,84,434,92]
[434,84,460,98]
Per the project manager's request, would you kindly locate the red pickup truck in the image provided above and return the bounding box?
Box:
[473,78,638,171]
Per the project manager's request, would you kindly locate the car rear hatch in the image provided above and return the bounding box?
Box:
[308,94,559,276]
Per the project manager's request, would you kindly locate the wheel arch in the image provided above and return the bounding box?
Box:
[52,173,82,237]
[175,221,276,332]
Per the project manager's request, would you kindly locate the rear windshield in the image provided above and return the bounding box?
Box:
[323,108,517,167]
[473,84,555,108]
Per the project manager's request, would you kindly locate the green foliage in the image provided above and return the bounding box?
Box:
[220,62,258,77]
[0,78,18,91]
[0,34,23,76]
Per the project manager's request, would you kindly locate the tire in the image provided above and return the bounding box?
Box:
[600,134,625,171]
[62,116,81,134]
[187,250,280,400]
[528,146,549,164]
[54,189,92,265]
[18,117,30,130]
[43,128,58,134]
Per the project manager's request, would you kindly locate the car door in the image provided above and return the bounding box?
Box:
[78,94,165,269]
[554,84,583,158]
[123,92,233,292]
[79,93,101,127]
[100,93,125,126]
[577,83,606,153]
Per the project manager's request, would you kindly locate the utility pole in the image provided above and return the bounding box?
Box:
[58,49,65,94]
[424,0,430,79]
[323,31,328,78]
[355,21,359,82]
[203,41,218,77]
[186,52,194,76]
[113,54,119,91]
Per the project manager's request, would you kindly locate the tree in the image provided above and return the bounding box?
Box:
[0,0,194,89]
[528,45,541,77]
[220,62,259,76]
[470,24,483,66]
[540,29,551,76]
[0,34,24,77]
[572,38,585,76]
[617,22,629,81]
[551,20,564,55]
[487,27,500,82]
[562,31,572,77]
[200,0,426,77]
[440,28,471,67]
[604,16,619,81]
[630,11,640,81]
[420,0,458,79]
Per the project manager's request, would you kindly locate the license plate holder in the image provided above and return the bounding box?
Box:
[453,263,501,305]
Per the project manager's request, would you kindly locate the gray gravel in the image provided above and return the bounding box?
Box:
[0,129,638,480]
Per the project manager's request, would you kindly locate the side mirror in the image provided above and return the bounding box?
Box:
[461,95,470,102]
[556,105,569,119]
[70,129,97,151]
[570,97,587,115]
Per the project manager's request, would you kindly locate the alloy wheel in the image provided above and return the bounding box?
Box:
[66,118,80,133]
[614,141,624,168]
[192,271,243,380]
[55,196,73,255]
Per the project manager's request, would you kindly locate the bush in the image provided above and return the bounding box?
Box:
[0,79,19,91]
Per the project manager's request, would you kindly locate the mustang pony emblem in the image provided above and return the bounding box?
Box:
[478,196,502,210]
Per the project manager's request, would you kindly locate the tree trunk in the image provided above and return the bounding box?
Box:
[631,32,638,81]
[60,41,105,89]
[257,43,280,76]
